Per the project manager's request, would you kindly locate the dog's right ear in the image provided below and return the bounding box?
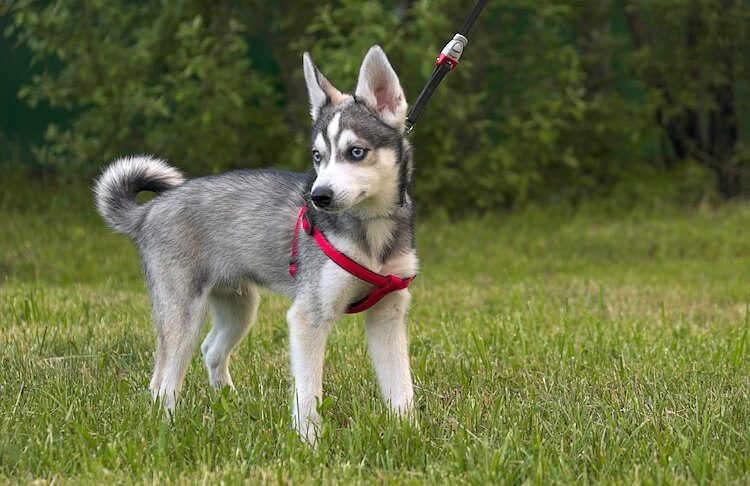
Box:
[303,52,344,122]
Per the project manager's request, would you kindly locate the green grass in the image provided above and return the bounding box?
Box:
[1,182,749,484]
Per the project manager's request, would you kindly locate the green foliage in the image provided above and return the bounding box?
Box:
[4,0,286,174]
[621,0,750,197]
[295,1,656,208]
[465,2,647,206]
[2,0,748,210]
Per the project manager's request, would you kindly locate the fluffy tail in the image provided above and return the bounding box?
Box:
[94,156,185,238]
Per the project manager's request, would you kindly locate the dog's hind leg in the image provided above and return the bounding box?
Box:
[149,279,209,412]
[202,283,260,390]
[365,290,414,416]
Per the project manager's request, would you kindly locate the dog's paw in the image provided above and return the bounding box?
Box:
[387,395,414,417]
[150,387,178,417]
[294,413,321,447]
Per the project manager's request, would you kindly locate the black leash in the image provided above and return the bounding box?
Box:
[405,0,488,134]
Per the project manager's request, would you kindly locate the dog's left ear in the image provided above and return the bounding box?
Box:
[355,46,407,130]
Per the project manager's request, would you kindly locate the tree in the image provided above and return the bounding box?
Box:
[620,0,749,198]
[3,0,748,210]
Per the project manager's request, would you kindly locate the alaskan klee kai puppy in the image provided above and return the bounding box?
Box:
[94,46,417,444]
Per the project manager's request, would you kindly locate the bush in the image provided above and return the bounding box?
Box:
[3,0,748,212]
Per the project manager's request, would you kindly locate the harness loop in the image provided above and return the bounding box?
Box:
[289,204,416,313]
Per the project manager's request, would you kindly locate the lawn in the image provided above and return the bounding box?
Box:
[1,181,749,483]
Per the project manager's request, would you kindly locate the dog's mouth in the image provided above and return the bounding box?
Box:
[311,191,368,214]
[313,204,344,214]
[310,199,347,213]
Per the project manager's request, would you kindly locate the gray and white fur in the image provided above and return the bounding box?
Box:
[94,46,417,444]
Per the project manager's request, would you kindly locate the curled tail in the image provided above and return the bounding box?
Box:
[94,156,185,238]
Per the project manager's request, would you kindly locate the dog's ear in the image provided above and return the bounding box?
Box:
[303,52,344,122]
[355,45,407,130]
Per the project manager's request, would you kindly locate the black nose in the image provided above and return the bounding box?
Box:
[311,186,333,208]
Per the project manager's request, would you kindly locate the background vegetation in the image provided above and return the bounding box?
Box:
[2,0,749,212]
[2,2,749,483]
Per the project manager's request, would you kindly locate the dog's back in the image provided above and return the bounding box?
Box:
[95,156,311,297]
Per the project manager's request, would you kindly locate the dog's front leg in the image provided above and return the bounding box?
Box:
[365,290,414,416]
[286,302,334,445]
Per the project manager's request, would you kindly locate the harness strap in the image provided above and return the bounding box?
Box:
[289,204,415,314]
[288,204,308,278]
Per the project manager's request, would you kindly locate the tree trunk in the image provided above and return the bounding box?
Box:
[704,0,741,197]
[709,58,740,197]
[620,0,649,48]
[580,0,612,97]
[619,0,687,164]
[684,0,703,153]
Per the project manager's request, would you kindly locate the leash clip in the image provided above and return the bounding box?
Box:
[436,33,468,70]
[404,119,415,135]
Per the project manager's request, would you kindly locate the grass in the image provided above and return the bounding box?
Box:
[1,180,749,483]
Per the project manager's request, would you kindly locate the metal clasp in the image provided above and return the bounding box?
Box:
[404,119,415,134]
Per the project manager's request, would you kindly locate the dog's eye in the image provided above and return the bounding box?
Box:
[349,147,367,161]
[312,150,322,164]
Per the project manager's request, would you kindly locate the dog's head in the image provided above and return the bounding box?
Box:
[303,46,412,217]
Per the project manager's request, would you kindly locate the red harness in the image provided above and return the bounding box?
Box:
[289,204,415,314]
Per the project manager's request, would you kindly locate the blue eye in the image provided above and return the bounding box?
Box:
[349,147,367,161]
[312,150,322,164]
